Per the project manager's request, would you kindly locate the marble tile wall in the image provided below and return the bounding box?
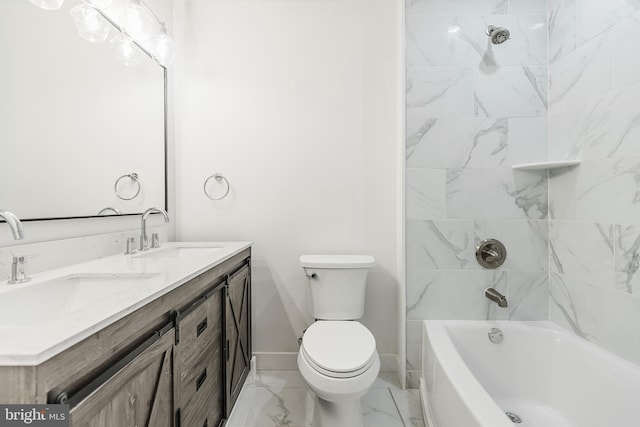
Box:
[405,0,549,387]
[548,1,640,366]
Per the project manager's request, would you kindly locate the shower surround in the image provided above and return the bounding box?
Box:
[548,1,640,366]
[406,0,640,386]
[405,0,549,387]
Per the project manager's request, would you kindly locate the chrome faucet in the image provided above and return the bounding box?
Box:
[485,287,508,308]
[140,207,170,251]
[0,210,24,240]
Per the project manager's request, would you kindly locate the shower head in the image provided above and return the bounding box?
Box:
[485,25,510,45]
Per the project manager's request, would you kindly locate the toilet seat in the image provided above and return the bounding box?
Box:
[301,321,376,379]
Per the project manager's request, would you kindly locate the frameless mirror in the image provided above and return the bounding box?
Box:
[0,0,166,220]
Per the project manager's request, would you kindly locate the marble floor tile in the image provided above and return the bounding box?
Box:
[246,386,314,427]
[362,388,405,427]
[226,385,258,427]
[252,370,308,388]
[227,370,422,427]
[390,389,426,427]
[372,371,403,389]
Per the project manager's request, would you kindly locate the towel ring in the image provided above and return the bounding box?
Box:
[114,173,141,200]
[204,173,230,201]
[97,207,122,216]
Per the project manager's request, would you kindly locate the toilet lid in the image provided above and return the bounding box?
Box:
[301,321,376,378]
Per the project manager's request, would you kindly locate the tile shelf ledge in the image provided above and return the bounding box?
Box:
[512,160,581,171]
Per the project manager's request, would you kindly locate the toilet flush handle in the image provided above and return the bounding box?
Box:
[303,268,318,279]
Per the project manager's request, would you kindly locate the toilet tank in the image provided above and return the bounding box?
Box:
[300,254,375,320]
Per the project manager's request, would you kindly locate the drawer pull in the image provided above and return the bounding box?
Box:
[196,318,208,337]
[196,368,207,391]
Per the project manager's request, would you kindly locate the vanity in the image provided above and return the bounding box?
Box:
[0,242,252,427]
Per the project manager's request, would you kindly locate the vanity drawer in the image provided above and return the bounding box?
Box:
[180,345,224,427]
[179,340,221,408]
[177,289,223,372]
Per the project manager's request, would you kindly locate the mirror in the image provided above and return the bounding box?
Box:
[0,0,166,221]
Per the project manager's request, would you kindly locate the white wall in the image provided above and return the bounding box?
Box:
[173,0,401,368]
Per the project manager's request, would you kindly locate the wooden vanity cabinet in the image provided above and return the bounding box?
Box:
[8,248,253,427]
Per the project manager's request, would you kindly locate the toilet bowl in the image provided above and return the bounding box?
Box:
[297,320,380,427]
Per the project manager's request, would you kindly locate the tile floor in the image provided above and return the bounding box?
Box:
[225,370,425,427]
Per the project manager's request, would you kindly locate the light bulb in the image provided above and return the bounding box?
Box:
[152,24,175,66]
[81,0,112,9]
[118,0,153,41]
[70,5,110,43]
[29,0,64,10]
[110,33,141,67]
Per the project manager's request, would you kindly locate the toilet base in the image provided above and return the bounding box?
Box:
[297,332,380,427]
[313,396,364,427]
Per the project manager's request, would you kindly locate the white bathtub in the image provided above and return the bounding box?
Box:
[420,320,640,427]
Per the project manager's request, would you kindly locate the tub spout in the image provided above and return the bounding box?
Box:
[485,287,508,308]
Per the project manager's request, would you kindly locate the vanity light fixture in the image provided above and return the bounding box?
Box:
[151,22,175,66]
[70,4,111,43]
[29,0,175,67]
[110,33,141,67]
[81,0,112,9]
[118,0,154,41]
[28,0,64,10]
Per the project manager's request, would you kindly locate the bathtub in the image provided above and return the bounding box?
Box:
[420,320,640,427]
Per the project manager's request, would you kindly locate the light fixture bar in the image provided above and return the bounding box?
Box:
[92,7,158,64]
[137,0,164,29]
[135,0,175,66]
[39,0,176,67]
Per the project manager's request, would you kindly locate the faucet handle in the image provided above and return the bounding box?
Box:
[125,237,138,255]
[150,233,160,249]
[8,255,32,284]
[476,239,507,269]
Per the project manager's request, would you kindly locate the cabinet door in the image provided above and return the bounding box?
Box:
[69,329,175,427]
[225,262,251,415]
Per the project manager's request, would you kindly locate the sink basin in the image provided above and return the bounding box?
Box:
[134,246,224,259]
[0,273,159,326]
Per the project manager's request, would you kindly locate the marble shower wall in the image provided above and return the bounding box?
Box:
[405,0,549,387]
[548,1,640,366]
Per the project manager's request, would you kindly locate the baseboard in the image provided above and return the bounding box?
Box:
[254,352,400,373]
[387,354,403,387]
[420,378,437,427]
[379,353,399,372]
[249,355,257,382]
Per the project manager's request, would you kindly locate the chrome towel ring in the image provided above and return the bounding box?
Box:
[204,173,230,201]
[97,207,122,215]
[114,173,141,200]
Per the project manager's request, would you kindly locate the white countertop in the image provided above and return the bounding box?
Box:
[0,241,251,366]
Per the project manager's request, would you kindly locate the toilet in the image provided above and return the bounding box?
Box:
[297,254,380,427]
